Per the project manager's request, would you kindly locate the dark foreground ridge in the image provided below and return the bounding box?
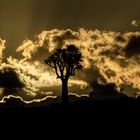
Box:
[0,94,140,116]
[1,95,140,129]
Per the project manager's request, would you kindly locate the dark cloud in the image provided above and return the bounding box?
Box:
[0,66,24,88]
[115,35,126,42]
[125,35,140,57]
[0,65,24,98]
[77,66,106,85]
[90,83,126,100]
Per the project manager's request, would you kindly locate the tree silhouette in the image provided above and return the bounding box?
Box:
[44,44,83,104]
[0,67,24,95]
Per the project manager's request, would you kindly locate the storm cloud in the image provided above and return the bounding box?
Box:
[14,29,140,98]
[0,28,140,101]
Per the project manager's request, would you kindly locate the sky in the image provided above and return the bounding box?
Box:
[0,0,140,57]
[0,0,140,101]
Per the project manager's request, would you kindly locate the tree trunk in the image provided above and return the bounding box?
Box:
[61,78,69,105]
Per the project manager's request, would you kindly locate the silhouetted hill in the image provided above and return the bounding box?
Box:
[0,93,140,116]
[1,95,140,129]
[90,83,128,100]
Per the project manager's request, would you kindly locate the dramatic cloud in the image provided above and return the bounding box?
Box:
[17,29,79,61]
[6,56,88,100]
[0,29,140,100]
[16,29,140,98]
[0,64,24,89]
[6,57,55,100]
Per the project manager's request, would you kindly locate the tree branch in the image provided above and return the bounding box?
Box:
[47,63,55,68]
[54,64,61,79]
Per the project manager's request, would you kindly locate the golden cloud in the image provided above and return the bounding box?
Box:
[15,28,140,98]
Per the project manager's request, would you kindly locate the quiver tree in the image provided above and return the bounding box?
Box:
[44,44,83,104]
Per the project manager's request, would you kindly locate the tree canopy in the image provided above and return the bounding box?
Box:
[45,44,83,80]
